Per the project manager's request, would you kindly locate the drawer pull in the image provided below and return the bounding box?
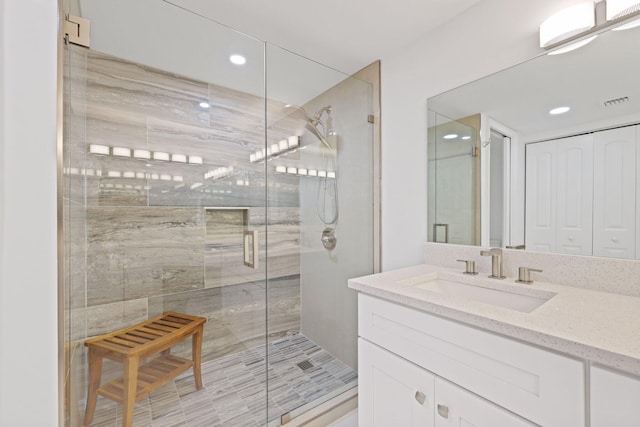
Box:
[414,391,426,405]
[437,404,449,419]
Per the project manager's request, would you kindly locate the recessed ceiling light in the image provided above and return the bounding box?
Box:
[549,106,570,115]
[199,101,210,109]
[461,136,471,140]
[443,134,458,139]
[229,54,246,65]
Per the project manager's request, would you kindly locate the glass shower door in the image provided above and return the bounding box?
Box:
[62,2,270,425]
[265,45,375,424]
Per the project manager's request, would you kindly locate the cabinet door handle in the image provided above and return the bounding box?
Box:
[414,391,426,405]
[437,404,449,419]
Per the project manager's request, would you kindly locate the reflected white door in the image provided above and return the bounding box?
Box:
[525,142,557,252]
[593,126,637,259]
[556,134,593,255]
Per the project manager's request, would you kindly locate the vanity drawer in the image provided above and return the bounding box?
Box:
[358,294,585,427]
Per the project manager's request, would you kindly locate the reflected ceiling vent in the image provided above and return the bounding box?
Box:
[603,96,630,107]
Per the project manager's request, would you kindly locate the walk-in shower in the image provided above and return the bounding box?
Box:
[60,1,377,426]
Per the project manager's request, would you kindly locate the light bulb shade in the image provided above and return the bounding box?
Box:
[112,147,131,157]
[171,154,187,163]
[607,0,640,20]
[133,149,151,159]
[540,2,595,48]
[89,144,110,155]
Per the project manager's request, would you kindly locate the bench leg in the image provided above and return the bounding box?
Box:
[122,356,139,427]
[83,349,103,426]
[192,325,204,389]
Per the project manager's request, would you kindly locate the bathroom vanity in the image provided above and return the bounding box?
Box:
[349,263,640,427]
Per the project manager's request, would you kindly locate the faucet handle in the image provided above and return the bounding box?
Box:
[516,267,543,284]
[456,259,478,275]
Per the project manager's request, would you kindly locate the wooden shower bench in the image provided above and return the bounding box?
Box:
[83,312,206,427]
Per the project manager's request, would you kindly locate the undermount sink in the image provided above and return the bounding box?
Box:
[399,271,556,313]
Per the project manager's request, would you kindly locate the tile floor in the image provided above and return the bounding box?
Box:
[86,334,357,426]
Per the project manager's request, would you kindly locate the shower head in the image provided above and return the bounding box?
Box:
[283,104,334,152]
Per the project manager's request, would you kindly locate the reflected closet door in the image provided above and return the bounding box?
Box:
[593,126,637,259]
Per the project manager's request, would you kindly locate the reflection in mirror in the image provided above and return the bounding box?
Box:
[428,112,480,245]
[427,23,640,259]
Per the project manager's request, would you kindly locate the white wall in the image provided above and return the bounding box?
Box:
[380,0,582,270]
[0,1,59,425]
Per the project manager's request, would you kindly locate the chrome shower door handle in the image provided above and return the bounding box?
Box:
[243,230,259,269]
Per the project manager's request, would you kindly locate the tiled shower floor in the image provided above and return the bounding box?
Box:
[86,334,358,427]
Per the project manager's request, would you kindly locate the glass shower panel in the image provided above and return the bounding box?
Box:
[62,2,268,425]
[428,111,480,245]
[265,44,375,423]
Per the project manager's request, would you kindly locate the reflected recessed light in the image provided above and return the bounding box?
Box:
[229,54,246,65]
[462,136,471,140]
[443,134,458,139]
[199,101,211,109]
[549,106,571,115]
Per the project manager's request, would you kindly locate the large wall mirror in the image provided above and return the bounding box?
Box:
[427,22,640,259]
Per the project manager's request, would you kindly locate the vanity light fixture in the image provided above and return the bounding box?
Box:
[89,144,110,155]
[461,136,471,140]
[229,54,246,65]
[443,134,458,140]
[188,155,203,165]
[172,154,187,163]
[549,106,571,115]
[539,2,595,50]
[133,149,151,160]
[541,0,640,54]
[153,151,170,161]
[607,0,640,20]
[112,147,131,157]
[547,35,598,55]
[609,0,640,30]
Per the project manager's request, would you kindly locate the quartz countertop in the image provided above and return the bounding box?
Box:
[349,264,640,376]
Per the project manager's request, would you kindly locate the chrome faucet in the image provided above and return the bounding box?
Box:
[480,248,506,279]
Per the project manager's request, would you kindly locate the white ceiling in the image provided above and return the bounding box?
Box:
[166,0,484,74]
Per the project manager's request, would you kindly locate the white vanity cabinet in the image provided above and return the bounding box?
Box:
[591,365,640,427]
[359,338,435,427]
[359,338,534,426]
[357,294,585,427]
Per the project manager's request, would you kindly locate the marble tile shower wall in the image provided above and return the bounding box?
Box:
[63,46,302,380]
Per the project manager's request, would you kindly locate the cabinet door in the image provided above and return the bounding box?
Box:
[434,377,535,427]
[591,365,640,427]
[556,134,594,255]
[525,141,557,252]
[593,126,636,259]
[359,338,435,427]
